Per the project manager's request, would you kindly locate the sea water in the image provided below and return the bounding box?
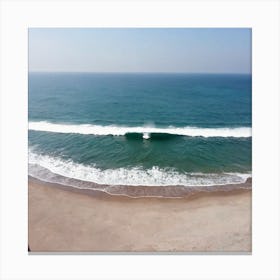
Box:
[28,73,252,196]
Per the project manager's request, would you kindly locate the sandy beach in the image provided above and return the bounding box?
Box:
[28,178,251,252]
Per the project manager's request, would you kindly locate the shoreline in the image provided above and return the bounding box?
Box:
[28,175,252,199]
[29,177,252,252]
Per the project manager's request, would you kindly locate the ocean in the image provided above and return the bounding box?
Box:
[28,72,252,197]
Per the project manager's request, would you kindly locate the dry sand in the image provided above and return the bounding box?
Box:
[28,179,251,253]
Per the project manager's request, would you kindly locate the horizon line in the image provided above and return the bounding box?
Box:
[28,71,251,75]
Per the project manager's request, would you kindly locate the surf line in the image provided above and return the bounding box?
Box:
[29,121,252,138]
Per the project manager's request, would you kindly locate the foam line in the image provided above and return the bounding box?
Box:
[29,121,251,138]
[29,150,251,187]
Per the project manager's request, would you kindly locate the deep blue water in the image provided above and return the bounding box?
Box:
[28,73,252,189]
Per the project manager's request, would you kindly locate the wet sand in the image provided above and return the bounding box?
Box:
[28,178,252,252]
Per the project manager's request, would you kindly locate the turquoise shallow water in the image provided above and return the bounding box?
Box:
[28,73,252,191]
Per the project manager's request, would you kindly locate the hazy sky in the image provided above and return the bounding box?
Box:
[29,28,251,73]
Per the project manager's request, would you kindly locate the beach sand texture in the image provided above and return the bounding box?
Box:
[28,179,251,252]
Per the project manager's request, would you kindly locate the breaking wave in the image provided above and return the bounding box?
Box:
[29,121,251,138]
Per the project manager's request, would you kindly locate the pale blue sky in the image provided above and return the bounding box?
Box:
[29,28,251,73]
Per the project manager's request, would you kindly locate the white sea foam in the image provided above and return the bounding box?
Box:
[29,150,251,187]
[29,121,251,138]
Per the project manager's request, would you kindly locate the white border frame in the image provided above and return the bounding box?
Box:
[1,0,279,279]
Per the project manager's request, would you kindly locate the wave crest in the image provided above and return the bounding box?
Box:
[29,121,251,138]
